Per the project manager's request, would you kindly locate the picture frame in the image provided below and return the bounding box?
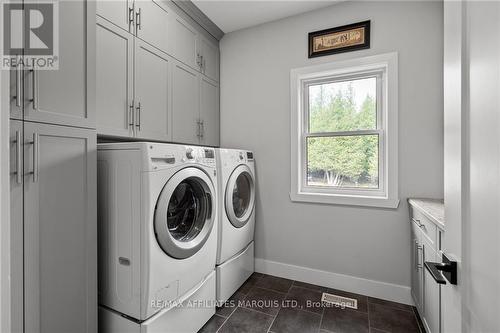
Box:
[308,21,371,58]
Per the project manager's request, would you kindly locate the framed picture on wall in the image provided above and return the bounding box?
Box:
[308,21,371,58]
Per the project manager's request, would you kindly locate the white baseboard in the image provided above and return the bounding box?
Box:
[255,258,413,305]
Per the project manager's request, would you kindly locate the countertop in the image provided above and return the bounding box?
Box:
[408,198,445,230]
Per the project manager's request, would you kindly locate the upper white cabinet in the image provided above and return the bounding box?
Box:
[96,21,172,141]
[134,39,171,141]
[135,1,170,53]
[97,0,170,54]
[96,0,220,145]
[170,15,198,69]
[96,0,133,33]
[96,17,134,137]
[198,36,220,82]
[11,0,96,129]
[168,4,219,82]
[9,58,24,120]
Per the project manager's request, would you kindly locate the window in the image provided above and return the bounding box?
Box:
[290,53,399,208]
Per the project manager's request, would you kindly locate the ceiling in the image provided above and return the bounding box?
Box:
[191,1,340,33]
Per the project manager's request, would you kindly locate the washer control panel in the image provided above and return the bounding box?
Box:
[146,143,215,170]
[198,147,216,166]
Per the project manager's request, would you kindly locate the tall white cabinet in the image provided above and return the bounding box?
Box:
[22,123,97,333]
[8,1,97,332]
[96,0,220,147]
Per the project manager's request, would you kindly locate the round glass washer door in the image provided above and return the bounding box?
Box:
[225,165,255,228]
[155,167,216,259]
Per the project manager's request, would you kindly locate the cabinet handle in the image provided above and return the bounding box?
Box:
[128,5,135,32]
[15,57,22,107]
[129,101,134,129]
[14,130,22,184]
[196,119,201,140]
[414,240,418,270]
[31,67,38,110]
[196,53,202,70]
[136,8,141,31]
[412,217,426,230]
[201,120,205,140]
[136,102,141,131]
[31,133,39,183]
[202,56,206,74]
[414,241,423,270]
[417,243,424,270]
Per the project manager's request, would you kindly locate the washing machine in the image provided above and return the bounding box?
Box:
[216,149,256,302]
[97,142,218,332]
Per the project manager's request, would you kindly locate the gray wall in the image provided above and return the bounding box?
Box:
[220,1,443,291]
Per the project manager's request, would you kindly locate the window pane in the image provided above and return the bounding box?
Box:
[306,135,379,189]
[308,77,377,133]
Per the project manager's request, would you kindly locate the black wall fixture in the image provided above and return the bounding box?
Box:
[425,253,457,285]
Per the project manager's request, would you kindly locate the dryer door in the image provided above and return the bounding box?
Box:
[225,165,255,228]
[155,167,216,259]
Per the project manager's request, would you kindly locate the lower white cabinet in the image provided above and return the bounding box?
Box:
[10,121,97,333]
[199,76,219,146]
[171,60,199,144]
[9,120,24,333]
[410,205,442,333]
[423,237,441,333]
[411,221,423,310]
[96,17,134,137]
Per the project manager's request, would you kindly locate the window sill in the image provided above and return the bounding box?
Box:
[290,191,400,209]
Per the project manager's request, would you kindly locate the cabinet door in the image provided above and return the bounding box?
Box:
[135,0,169,53]
[24,0,95,129]
[199,37,219,82]
[23,122,97,333]
[422,238,441,333]
[170,14,198,69]
[10,56,24,120]
[200,76,219,147]
[171,61,199,144]
[96,17,134,138]
[9,120,23,333]
[411,221,423,311]
[96,0,133,33]
[8,0,24,120]
[134,39,171,141]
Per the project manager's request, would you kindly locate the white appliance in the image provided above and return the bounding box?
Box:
[97,142,218,332]
[216,149,256,302]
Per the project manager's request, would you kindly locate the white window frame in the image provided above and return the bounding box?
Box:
[290,52,399,208]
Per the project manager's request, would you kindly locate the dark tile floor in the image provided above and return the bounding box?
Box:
[199,273,425,333]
